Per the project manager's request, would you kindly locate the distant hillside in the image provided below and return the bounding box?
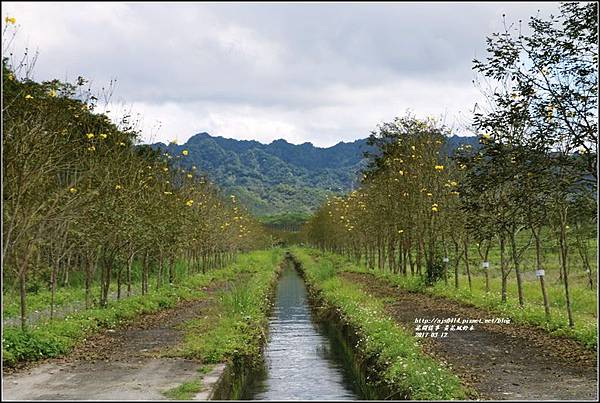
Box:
[150,132,478,216]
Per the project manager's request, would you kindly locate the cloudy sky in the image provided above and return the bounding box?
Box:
[3,2,560,147]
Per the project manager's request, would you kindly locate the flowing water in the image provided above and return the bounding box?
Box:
[243,261,363,400]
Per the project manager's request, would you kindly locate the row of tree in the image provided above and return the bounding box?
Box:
[305,2,597,327]
[2,55,269,330]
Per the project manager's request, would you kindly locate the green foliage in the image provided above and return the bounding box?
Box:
[152,133,367,216]
[293,248,466,400]
[259,212,311,231]
[153,133,478,216]
[2,43,270,331]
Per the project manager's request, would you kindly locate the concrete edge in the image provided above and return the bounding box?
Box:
[194,363,227,400]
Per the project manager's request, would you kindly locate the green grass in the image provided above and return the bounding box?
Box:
[464,229,597,285]
[291,247,466,400]
[2,259,211,321]
[172,249,283,366]
[3,286,95,320]
[312,247,597,350]
[162,379,203,400]
[2,250,283,367]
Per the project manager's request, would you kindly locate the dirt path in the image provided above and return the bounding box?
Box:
[2,284,224,400]
[342,272,598,401]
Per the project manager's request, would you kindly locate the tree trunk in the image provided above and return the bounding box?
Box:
[19,268,27,331]
[510,231,525,308]
[127,252,134,297]
[117,265,122,300]
[463,239,472,291]
[558,210,574,327]
[142,251,149,295]
[574,224,594,290]
[85,256,92,309]
[500,237,507,303]
[100,254,113,308]
[50,258,57,320]
[453,239,460,289]
[169,255,175,284]
[532,226,550,320]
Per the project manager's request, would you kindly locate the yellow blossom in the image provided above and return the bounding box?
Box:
[187,173,193,178]
[434,165,444,171]
[87,145,96,152]
[86,133,95,139]
[185,199,194,207]
[5,16,16,24]
[48,89,57,97]
[99,133,108,139]
[115,184,122,190]
[24,94,33,99]
[69,187,77,194]
[163,191,173,195]
[163,167,169,172]
[182,150,189,156]
[119,142,126,146]
[399,170,404,176]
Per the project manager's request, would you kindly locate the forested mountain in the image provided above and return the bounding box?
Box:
[151,132,478,215]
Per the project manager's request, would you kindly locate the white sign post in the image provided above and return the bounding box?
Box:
[536,269,545,277]
[482,261,490,270]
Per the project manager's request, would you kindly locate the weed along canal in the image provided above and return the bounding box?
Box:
[241,257,368,400]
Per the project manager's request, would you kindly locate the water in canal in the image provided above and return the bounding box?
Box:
[243,260,363,400]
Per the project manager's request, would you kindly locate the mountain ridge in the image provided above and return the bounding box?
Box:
[150,132,477,215]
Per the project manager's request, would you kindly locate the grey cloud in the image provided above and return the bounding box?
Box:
[3,2,560,145]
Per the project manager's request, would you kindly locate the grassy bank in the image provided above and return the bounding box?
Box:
[2,249,283,368]
[291,247,466,400]
[336,255,597,349]
[170,249,283,366]
[2,259,208,322]
[301,246,596,349]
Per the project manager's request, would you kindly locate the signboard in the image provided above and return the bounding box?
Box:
[536,269,545,277]
[482,261,490,269]
[442,257,449,263]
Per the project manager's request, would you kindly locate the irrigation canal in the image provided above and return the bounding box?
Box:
[242,260,367,400]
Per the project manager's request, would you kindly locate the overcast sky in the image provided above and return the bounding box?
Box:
[2,2,560,147]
